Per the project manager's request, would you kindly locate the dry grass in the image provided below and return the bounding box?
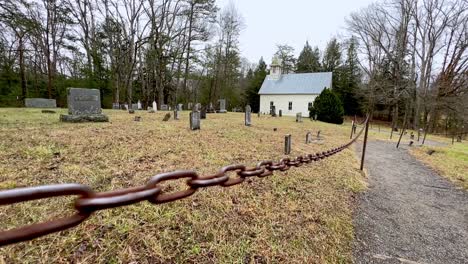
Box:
[0,109,365,263]
[409,143,468,190]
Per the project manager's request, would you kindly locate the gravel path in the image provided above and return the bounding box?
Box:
[353,141,468,264]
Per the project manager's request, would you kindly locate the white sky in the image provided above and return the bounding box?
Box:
[216,0,376,65]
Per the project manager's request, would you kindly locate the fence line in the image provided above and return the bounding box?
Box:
[0,116,369,246]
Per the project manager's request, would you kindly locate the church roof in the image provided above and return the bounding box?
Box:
[258,72,332,95]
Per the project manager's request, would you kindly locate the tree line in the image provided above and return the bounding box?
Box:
[0,0,246,109]
[1,0,466,134]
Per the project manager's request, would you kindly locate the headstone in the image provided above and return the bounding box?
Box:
[129,109,135,114]
[409,141,414,146]
[314,114,318,121]
[457,135,462,142]
[124,104,129,111]
[25,98,57,108]
[137,100,142,110]
[245,105,251,126]
[161,104,168,111]
[174,110,179,120]
[284,134,291,155]
[132,103,138,110]
[178,104,183,111]
[257,112,261,117]
[200,107,207,119]
[317,130,321,139]
[162,113,171,121]
[134,116,141,122]
[190,111,201,130]
[195,103,201,111]
[296,112,302,123]
[306,132,312,144]
[410,132,414,140]
[60,88,108,122]
[208,102,215,113]
[279,110,282,117]
[218,99,227,113]
[270,105,276,117]
[112,103,120,109]
[153,101,157,112]
[188,102,193,110]
[148,107,155,113]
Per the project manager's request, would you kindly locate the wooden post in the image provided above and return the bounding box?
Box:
[350,121,354,139]
[284,134,291,155]
[360,118,370,171]
[396,111,408,149]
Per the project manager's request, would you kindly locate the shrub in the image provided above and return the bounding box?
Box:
[313,88,344,124]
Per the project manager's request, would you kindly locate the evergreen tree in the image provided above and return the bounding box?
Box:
[311,88,344,124]
[245,57,267,112]
[322,38,342,89]
[296,41,321,73]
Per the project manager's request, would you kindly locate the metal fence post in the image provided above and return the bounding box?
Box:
[360,118,370,171]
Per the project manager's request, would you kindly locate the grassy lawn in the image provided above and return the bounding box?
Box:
[0,109,366,263]
[410,142,468,190]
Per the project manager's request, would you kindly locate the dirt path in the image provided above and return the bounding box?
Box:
[353,141,468,264]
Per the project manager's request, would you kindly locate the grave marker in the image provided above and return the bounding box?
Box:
[174,110,180,120]
[245,105,251,126]
[190,111,201,130]
[137,100,142,110]
[200,107,207,119]
[284,134,291,155]
[296,112,302,122]
[25,98,57,108]
[161,104,169,111]
[306,132,312,144]
[218,99,227,113]
[153,101,157,112]
[162,113,171,121]
[60,88,108,122]
[279,110,282,117]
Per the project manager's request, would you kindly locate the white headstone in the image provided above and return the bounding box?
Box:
[137,100,142,110]
[153,101,157,112]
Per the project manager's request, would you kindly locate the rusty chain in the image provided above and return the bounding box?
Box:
[0,116,369,246]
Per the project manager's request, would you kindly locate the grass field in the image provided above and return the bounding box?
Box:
[0,109,366,263]
[410,142,468,190]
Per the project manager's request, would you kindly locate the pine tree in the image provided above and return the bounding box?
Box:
[245,57,267,112]
[312,88,344,124]
[296,41,322,73]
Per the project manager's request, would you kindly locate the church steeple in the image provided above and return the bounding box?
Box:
[270,56,282,80]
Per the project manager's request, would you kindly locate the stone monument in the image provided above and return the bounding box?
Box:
[218,99,227,113]
[245,105,251,126]
[60,88,108,122]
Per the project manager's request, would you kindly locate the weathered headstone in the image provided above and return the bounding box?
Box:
[284,134,291,155]
[178,104,183,111]
[131,103,138,110]
[129,109,135,114]
[25,98,57,108]
[279,110,282,117]
[124,104,129,111]
[148,107,155,113]
[60,88,108,122]
[296,112,302,122]
[314,114,318,121]
[137,100,142,110]
[306,132,312,144]
[174,110,179,120]
[190,111,201,130]
[410,132,414,140]
[161,104,168,111]
[112,103,120,109]
[162,113,171,121]
[208,102,215,113]
[200,107,207,119]
[257,112,261,117]
[245,105,252,126]
[218,99,227,113]
[188,102,193,110]
[153,101,157,112]
[270,105,276,117]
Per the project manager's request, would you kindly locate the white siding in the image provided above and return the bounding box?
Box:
[259,94,319,117]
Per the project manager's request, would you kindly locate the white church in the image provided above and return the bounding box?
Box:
[258,57,332,117]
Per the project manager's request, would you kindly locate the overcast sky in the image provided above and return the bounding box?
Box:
[216,0,376,66]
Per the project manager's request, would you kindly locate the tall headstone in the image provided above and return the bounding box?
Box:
[188,102,193,110]
[245,105,252,126]
[137,100,142,110]
[270,105,276,117]
[296,112,303,123]
[153,101,157,112]
[190,111,201,130]
[284,134,291,155]
[132,103,138,110]
[174,110,179,120]
[218,99,227,113]
[200,106,207,119]
[306,132,312,144]
[25,98,57,108]
[178,104,183,111]
[208,102,215,113]
[60,88,108,122]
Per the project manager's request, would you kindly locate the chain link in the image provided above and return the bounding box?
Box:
[0,116,369,246]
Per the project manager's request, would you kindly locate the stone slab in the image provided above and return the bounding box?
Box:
[25,98,57,108]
